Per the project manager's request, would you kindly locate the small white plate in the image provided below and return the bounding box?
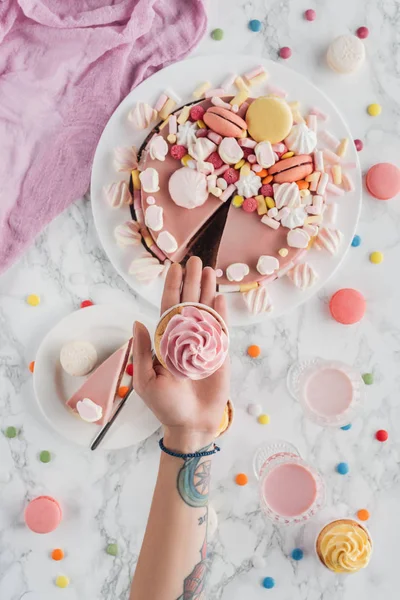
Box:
[33,304,160,450]
[91,54,362,326]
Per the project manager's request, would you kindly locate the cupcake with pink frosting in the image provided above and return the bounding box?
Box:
[154,302,229,380]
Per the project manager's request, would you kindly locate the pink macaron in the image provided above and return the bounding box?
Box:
[203,107,247,138]
[268,154,314,183]
[329,289,366,325]
[366,162,400,200]
[24,496,62,534]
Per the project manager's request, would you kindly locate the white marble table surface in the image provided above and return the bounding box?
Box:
[1,0,399,598]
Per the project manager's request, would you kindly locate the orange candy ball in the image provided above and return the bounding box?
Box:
[247,345,261,358]
[235,473,249,486]
[118,386,129,398]
[29,361,35,373]
[357,509,370,521]
[51,548,64,561]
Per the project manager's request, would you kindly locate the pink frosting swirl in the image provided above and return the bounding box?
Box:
[159,306,229,380]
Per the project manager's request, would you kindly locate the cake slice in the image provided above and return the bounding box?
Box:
[66,338,133,426]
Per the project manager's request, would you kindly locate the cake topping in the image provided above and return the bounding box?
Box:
[282,206,307,229]
[76,398,103,423]
[255,141,275,168]
[189,138,217,162]
[157,231,178,254]
[285,123,317,155]
[287,228,310,248]
[139,168,160,193]
[256,255,280,276]
[144,205,163,231]
[159,306,229,380]
[114,146,138,172]
[218,137,244,165]
[273,182,301,208]
[114,221,141,246]
[235,171,262,198]
[168,167,208,209]
[318,521,372,573]
[177,121,198,147]
[314,227,343,254]
[104,181,132,208]
[149,135,169,161]
[287,262,318,289]
[226,263,250,282]
[128,102,157,130]
[129,253,168,283]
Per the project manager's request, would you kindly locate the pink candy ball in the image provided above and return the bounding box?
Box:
[357,26,369,39]
[354,139,363,152]
[304,9,316,21]
[279,46,292,59]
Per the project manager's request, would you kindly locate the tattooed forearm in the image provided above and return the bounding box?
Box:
[177,446,212,508]
[177,533,208,600]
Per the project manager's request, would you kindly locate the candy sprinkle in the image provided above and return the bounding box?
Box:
[4,426,17,439]
[376,429,388,442]
[55,576,70,589]
[247,345,261,358]
[279,46,292,59]
[29,361,35,373]
[351,235,361,247]
[336,462,349,475]
[51,548,65,561]
[26,294,40,307]
[262,577,275,589]
[341,424,352,431]
[369,251,384,264]
[291,548,304,561]
[249,19,262,32]
[80,299,94,308]
[106,543,119,556]
[211,28,224,41]
[39,450,51,463]
[362,373,374,385]
[367,103,382,117]
[357,509,370,521]
[235,473,249,486]
[258,414,270,425]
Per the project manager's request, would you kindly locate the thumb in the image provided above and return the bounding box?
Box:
[132,321,155,392]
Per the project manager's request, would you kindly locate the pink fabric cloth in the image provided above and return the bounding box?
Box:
[0,0,207,273]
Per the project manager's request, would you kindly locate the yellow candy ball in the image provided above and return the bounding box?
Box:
[234,158,245,170]
[370,251,384,264]
[55,575,70,589]
[278,248,289,257]
[367,103,382,117]
[265,197,275,209]
[232,195,244,208]
[26,294,40,306]
[258,414,270,425]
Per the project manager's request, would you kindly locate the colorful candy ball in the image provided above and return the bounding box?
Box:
[247,344,261,358]
[376,429,388,442]
[55,576,69,589]
[4,426,17,439]
[369,251,384,264]
[249,19,262,32]
[279,46,292,59]
[80,300,93,309]
[26,294,40,307]
[351,235,361,247]
[362,373,374,385]
[356,26,369,39]
[126,363,134,377]
[190,105,205,121]
[243,197,258,213]
[51,548,65,561]
[367,103,382,117]
[354,139,363,152]
[357,509,370,521]
[341,424,352,431]
[305,9,316,21]
[258,414,270,425]
[262,577,275,589]
[291,548,304,561]
[106,543,119,556]
[170,144,186,160]
[235,473,249,486]
[337,462,349,475]
[211,28,224,41]
[39,450,52,463]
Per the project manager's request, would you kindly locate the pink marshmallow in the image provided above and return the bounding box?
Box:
[220,184,237,202]
[252,164,262,173]
[244,65,265,81]
[205,88,226,99]
[237,101,249,118]
[247,154,257,164]
[309,107,328,121]
[317,173,329,195]
[266,84,288,98]
[342,172,354,191]
[220,73,237,91]
[154,93,168,112]
[238,137,257,148]
[207,131,222,145]
[211,97,232,110]
[314,150,324,172]
[323,149,340,164]
[272,143,286,153]
[319,130,340,150]
[214,164,230,176]
[168,114,177,135]
[326,182,345,196]
[306,114,317,133]
[261,216,280,230]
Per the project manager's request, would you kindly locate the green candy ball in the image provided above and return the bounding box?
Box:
[4,426,17,439]
[40,450,51,463]
[211,28,224,41]
[106,543,118,556]
[362,373,374,385]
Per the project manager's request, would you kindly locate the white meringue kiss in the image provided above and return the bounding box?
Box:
[235,171,262,198]
[189,138,216,162]
[226,263,250,282]
[145,205,163,231]
[104,181,132,208]
[243,286,273,314]
[255,141,275,169]
[281,206,307,229]
[128,102,157,130]
[177,121,198,147]
[114,221,141,246]
[285,123,317,155]
[273,182,301,209]
[139,168,160,193]
[218,137,243,165]
[114,146,138,172]
[287,228,310,248]
[256,255,280,276]
[149,135,168,161]
[168,167,208,209]
[129,253,168,283]
[157,231,178,254]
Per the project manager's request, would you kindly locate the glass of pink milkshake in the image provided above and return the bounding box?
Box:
[287,358,365,427]
[254,441,325,525]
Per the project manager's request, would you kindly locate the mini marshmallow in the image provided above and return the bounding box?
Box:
[208,131,222,145]
[317,172,329,195]
[238,138,257,148]
[261,216,280,230]
[255,141,275,168]
[149,135,168,161]
[267,207,278,218]
[220,184,237,202]
[319,129,340,150]
[287,228,310,249]
[342,172,354,191]
[220,72,237,90]
[323,149,340,164]
[139,168,160,193]
[332,165,342,185]
[276,206,290,221]
[217,177,228,190]
[205,88,226,98]
[218,137,244,165]
[226,263,250,282]
[157,231,178,253]
[256,255,280,276]
[306,114,317,132]
[145,205,163,231]
[314,150,324,173]
[326,182,345,196]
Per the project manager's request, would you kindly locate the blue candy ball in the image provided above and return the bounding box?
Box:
[351,235,361,247]
[291,548,304,561]
[262,577,275,589]
[337,462,349,475]
[341,423,352,430]
[249,19,262,32]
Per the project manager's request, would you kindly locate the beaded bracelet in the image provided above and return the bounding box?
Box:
[159,437,220,460]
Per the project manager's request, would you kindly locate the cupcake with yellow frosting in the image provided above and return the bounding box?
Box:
[215,400,234,438]
[316,519,372,573]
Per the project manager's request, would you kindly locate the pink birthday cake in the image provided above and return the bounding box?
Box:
[107,67,354,315]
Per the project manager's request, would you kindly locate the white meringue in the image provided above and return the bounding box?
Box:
[104,181,132,208]
[243,286,273,314]
[273,182,301,209]
[145,205,163,231]
[226,263,250,282]
[189,138,216,162]
[114,146,138,172]
[139,168,160,193]
[218,137,244,165]
[177,121,198,147]
[281,206,307,229]
[157,231,178,254]
[76,398,103,423]
[287,228,310,248]
[285,123,317,155]
[235,171,262,198]
[114,221,141,246]
[129,253,167,283]
[168,167,208,209]
[149,135,168,161]
[256,255,280,276]
[255,141,275,169]
[197,161,214,175]
[287,263,318,290]
[128,102,157,130]
[314,227,343,255]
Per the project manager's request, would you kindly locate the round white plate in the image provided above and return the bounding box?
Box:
[91,54,362,326]
[33,304,160,450]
